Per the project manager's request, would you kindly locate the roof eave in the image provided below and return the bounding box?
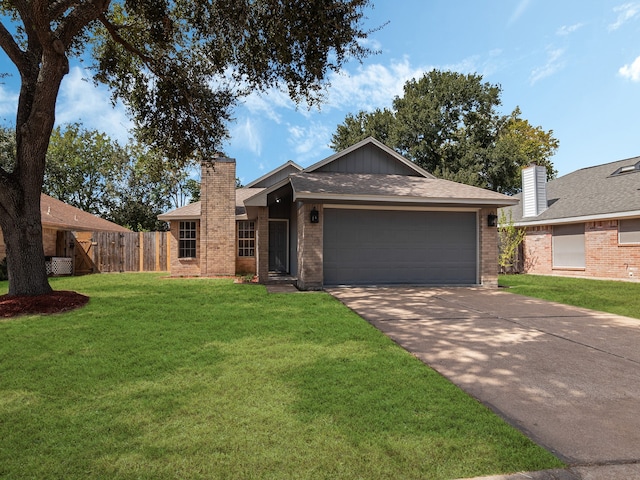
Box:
[243,177,292,206]
[514,209,640,227]
[157,214,201,221]
[243,160,303,188]
[293,191,518,207]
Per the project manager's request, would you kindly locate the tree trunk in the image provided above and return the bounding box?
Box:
[0,191,52,296]
[0,34,69,296]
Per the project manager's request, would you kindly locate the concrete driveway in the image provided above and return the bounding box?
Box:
[327,287,640,478]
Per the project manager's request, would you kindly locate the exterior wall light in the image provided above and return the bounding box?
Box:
[487,213,498,227]
[310,207,319,224]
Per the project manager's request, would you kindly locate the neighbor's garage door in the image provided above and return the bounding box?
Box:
[323,209,477,285]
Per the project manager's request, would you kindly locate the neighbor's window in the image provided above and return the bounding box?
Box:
[179,221,197,258]
[552,223,585,268]
[619,218,640,244]
[238,221,255,257]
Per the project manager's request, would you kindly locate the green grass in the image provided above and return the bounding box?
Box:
[0,274,562,479]
[499,274,640,319]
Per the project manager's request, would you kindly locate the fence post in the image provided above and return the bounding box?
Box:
[139,232,144,272]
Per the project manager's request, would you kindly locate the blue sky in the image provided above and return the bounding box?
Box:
[2,0,640,186]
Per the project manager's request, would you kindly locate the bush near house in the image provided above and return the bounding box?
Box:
[0,273,562,479]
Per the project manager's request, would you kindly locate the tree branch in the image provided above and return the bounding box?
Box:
[0,19,28,74]
[58,0,112,47]
[48,0,79,20]
[97,12,155,67]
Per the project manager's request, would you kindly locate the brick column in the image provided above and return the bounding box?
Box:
[200,157,236,276]
[480,208,499,288]
[296,202,323,290]
[256,206,269,283]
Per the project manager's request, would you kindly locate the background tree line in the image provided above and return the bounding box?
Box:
[0,124,199,232]
[331,70,559,194]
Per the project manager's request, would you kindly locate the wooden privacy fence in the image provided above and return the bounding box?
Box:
[71,231,169,275]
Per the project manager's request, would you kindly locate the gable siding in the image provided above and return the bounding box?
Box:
[315,143,418,175]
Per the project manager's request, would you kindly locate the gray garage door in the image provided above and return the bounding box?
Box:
[323,209,477,285]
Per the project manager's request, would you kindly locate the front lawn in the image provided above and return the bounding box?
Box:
[0,274,562,479]
[499,274,640,319]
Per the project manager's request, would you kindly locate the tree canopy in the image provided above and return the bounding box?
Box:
[331,70,558,194]
[0,0,375,296]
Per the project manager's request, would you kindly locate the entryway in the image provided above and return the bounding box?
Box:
[268,220,288,273]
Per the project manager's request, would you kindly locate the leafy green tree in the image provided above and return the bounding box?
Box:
[44,124,128,216]
[0,126,15,173]
[108,156,170,232]
[332,108,395,148]
[0,0,374,296]
[331,70,558,194]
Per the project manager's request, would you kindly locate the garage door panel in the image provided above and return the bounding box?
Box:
[323,209,477,285]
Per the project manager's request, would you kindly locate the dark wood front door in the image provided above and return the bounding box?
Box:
[268,220,288,273]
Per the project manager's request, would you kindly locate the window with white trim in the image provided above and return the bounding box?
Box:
[619,218,640,244]
[179,221,197,258]
[552,223,585,268]
[238,221,255,257]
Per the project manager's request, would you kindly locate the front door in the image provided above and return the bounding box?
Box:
[268,220,288,272]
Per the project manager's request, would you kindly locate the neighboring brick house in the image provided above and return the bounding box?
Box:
[159,137,517,289]
[0,193,130,273]
[501,159,640,281]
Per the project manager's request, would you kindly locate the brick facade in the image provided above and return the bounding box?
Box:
[167,220,201,276]
[479,208,499,287]
[296,202,323,290]
[524,220,640,281]
[200,158,236,276]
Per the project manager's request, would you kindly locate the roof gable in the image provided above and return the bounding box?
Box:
[244,160,302,188]
[304,137,434,178]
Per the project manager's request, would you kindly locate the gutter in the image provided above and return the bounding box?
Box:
[513,209,640,227]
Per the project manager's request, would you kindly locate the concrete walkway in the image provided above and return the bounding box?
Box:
[327,287,640,480]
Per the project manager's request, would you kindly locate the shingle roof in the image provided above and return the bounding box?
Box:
[289,172,518,207]
[503,156,640,224]
[41,194,130,232]
[157,201,201,220]
[157,188,265,220]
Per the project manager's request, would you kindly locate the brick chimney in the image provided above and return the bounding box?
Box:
[200,156,236,276]
[521,164,548,217]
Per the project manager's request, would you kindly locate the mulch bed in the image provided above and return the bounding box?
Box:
[0,291,89,319]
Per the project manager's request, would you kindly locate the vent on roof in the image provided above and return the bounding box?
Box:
[610,161,640,176]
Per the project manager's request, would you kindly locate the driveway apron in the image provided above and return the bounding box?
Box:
[327,287,640,467]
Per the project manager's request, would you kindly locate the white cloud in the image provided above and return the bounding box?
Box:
[557,23,584,36]
[287,122,333,164]
[508,0,532,26]
[0,84,18,119]
[530,48,566,85]
[240,88,291,123]
[619,55,640,81]
[609,3,640,30]
[229,117,262,156]
[323,57,427,112]
[56,67,133,144]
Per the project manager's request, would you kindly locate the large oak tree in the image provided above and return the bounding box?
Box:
[0,0,374,296]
